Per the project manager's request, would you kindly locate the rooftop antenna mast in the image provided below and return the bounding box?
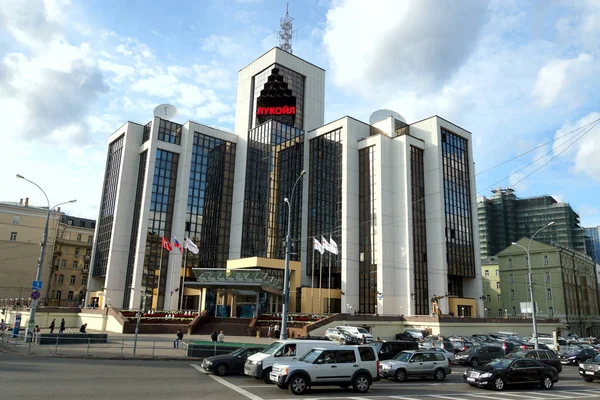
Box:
[279,3,294,54]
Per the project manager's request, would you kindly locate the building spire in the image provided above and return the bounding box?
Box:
[279,3,294,54]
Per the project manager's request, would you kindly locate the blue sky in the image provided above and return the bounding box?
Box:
[1,0,599,226]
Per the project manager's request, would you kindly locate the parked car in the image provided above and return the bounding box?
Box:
[395,332,418,341]
[379,350,452,382]
[505,349,562,373]
[559,348,597,365]
[455,345,505,367]
[370,340,419,361]
[431,347,455,363]
[270,345,380,395]
[324,328,358,344]
[336,326,374,343]
[579,353,600,382]
[420,339,456,354]
[449,339,475,353]
[463,357,559,391]
[403,329,428,340]
[200,347,264,376]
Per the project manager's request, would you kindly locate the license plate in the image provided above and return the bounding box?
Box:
[586,371,595,375]
[467,377,476,382]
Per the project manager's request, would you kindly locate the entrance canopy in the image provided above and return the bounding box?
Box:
[190,268,283,295]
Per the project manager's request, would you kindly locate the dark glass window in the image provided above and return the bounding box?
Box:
[142,121,151,143]
[186,132,236,271]
[143,149,179,309]
[441,128,475,281]
[123,150,148,307]
[157,118,182,145]
[308,129,342,295]
[359,146,376,314]
[93,134,124,277]
[241,121,304,260]
[411,146,429,315]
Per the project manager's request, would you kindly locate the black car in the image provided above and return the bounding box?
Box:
[395,332,418,341]
[505,350,562,373]
[579,354,600,382]
[559,348,596,365]
[372,340,419,361]
[463,358,559,391]
[200,347,264,376]
[449,339,475,353]
[455,345,505,367]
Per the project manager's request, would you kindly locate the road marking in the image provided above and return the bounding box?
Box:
[462,393,508,400]
[535,393,578,399]
[554,390,597,398]
[390,396,418,400]
[190,364,264,400]
[494,393,544,399]
[428,395,466,400]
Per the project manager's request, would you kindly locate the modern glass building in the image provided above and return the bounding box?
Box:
[584,226,600,263]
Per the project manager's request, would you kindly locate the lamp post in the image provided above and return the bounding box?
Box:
[280,170,306,341]
[511,221,555,350]
[16,174,76,334]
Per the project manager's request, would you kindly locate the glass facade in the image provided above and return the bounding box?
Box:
[359,146,376,314]
[157,118,182,145]
[308,129,343,293]
[123,150,148,307]
[252,64,305,130]
[411,146,429,315]
[93,135,124,277]
[142,121,151,143]
[186,132,236,271]
[143,149,179,309]
[241,121,304,259]
[441,128,476,297]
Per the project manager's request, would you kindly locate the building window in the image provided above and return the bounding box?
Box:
[485,281,490,289]
[157,118,182,145]
[544,272,551,283]
[495,269,499,276]
[486,294,491,302]
[543,254,549,265]
[58,275,64,284]
[496,282,501,289]
[70,275,76,284]
[87,236,93,243]
[484,270,489,276]
[497,294,502,302]
[82,276,87,285]
[13,216,20,224]
[512,306,517,316]
[524,255,528,264]
[511,289,515,300]
[547,288,552,299]
[508,258,513,269]
[60,260,66,268]
[509,274,514,283]
[9,232,17,241]
[84,262,89,270]
[72,261,78,269]
[498,309,503,316]
[56,290,62,299]
[548,307,553,317]
[76,234,82,242]
[487,309,492,317]
[67,219,74,225]
[67,291,74,300]
[85,248,91,256]
[358,145,377,314]
[75,248,80,256]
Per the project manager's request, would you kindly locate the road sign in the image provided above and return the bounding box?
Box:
[32,280,42,290]
[31,290,41,300]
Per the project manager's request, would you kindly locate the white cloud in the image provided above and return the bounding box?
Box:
[553,112,600,181]
[98,59,136,83]
[202,35,247,59]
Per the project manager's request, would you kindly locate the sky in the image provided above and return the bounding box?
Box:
[1,0,599,225]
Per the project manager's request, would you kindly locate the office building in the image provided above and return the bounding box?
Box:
[481,257,503,317]
[478,188,585,258]
[584,226,600,263]
[89,47,482,317]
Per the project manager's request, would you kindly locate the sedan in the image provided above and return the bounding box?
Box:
[200,347,264,376]
[505,350,562,373]
[579,354,600,382]
[463,358,559,391]
[559,348,596,365]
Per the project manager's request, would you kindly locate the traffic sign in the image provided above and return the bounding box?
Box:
[31,291,41,300]
[32,280,42,290]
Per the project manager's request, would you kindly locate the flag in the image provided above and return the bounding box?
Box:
[173,237,183,253]
[161,237,172,251]
[322,236,331,253]
[329,236,338,255]
[185,237,199,254]
[313,237,323,254]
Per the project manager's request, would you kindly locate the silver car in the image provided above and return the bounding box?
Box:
[379,350,452,382]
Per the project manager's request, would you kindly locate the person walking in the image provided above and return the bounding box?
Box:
[0,319,6,337]
[217,330,225,342]
[174,329,184,348]
[59,318,65,334]
[274,324,280,339]
[210,330,218,342]
[49,319,55,334]
[79,323,87,333]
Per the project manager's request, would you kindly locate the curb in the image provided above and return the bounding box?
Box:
[0,346,204,361]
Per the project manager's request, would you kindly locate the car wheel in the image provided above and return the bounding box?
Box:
[470,358,480,367]
[584,376,595,383]
[215,364,229,376]
[353,374,371,393]
[340,338,346,345]
[433,368,446,381]
[541,375,553,389]
[493,376,505,391]
[289,375,308,395]
[262,368,273,384]
[394,368,407,382]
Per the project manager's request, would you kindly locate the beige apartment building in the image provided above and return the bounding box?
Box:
[0,199,61,303]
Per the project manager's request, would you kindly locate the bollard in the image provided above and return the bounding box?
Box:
[120,338,124,357]
[87,337,91,356]
[152,340,156,358]
[55,335,59,354]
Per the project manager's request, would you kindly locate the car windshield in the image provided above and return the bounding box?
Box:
[357,328,369,334]
[486,358,513,369]
[299,349,323,363]
[593,355,600,362]
[230,348,247,357]
[392,352,412,362]
[506,351,528,358]
[261,342,283,355]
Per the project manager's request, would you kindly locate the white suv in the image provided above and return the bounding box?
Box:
[270,345,380,395]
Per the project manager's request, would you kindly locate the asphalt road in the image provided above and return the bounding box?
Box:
[4,352,600,400]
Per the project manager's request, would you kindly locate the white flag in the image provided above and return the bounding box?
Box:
[329,236,338,255]
[313,237,323,254]
[184,237,199,254]
[322,236,331,253]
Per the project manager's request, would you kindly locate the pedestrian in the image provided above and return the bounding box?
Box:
[59,318,65,334]
[0,319,6,337]
[49,319,55,334]
[274,324,280,339]
[33,325,40,341]
[210,330,218,342]
[361,334,366,345]
[217,330,225,342]
[79,323,87,333]
[174,329,184,348]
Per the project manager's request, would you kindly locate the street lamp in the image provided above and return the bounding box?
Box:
[512,221,555,350]
[16,174,76,335]
[281,170,307,341]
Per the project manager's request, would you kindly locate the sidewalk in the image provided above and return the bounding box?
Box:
[0,328,276,360]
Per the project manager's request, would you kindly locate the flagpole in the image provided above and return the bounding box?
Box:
[157,244,164,310]
[311,246,315,315]
[318,251,323,314]
[180,246,188,310]
[328,248,331,314]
